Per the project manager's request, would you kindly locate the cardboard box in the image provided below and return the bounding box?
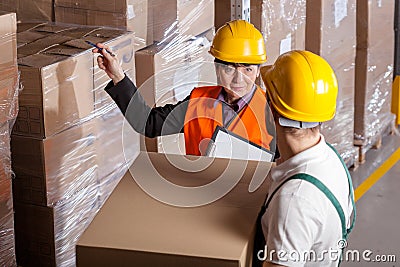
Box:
[214,0,231,30]
[354,0,395,145]
[0,165,15,267]
[151,0,214,42]
[0,121,11,177]
[14,51,94,138]
[16,0,54,21]
[0,180,11,216]
[14,24,137,138]
[135,29,214,153]
[135,28,214,107]
[255,0,306,65]
[0,12,17,71]
[92,30,136,102]
[0,206,16,267]
[0,1,17,14]
[0,1,53,22]
[97,160,130,206]
[54,0,151,50]
[95,103,140,178]
[14,184,99,267]
[77,152,272,266]
[11,120,98,206]
[0,68,19,124]
[16,30,48,48]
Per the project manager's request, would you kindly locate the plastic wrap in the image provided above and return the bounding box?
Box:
[305,0,359,166]
[95,103,140,195]
[12,119,98,206]
[0,11,18,267]
[259,0,306,65]
[12,21,141,266]
[354,0,395,147]
[14,183,99,267]
[53,184,99,267]
[0,168,15,267]
[98,162,131,206]
[12,22,144,206]
[0,201,15,267]
[0,122,12,181]
[134,28,214,154]
[150,0,214,44]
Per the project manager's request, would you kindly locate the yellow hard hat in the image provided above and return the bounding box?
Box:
[261,50,338,123]
[209,20,267,64]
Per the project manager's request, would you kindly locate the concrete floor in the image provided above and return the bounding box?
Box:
[342,134,400,267]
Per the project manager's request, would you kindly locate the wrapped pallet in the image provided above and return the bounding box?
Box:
[12,22,141,266]
[306,0,359,166]
[14,184,99,267]
[354,0,395,152]
[0,11,18,267]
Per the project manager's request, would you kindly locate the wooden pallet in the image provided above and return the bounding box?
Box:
[355,120,397,164]
[345,154,359,171]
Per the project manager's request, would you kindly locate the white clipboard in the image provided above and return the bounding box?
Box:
[205,126,274,162]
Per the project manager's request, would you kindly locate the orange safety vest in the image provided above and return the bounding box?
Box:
[183,86,273,156]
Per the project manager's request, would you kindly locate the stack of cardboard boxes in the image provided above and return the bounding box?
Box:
[306,0,359,166]
[0,11,18,267]
[11,22,140,266]
[354,0,395,161]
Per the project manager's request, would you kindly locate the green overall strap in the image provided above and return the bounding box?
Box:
[264,173,347,240]
[326,142,356,237]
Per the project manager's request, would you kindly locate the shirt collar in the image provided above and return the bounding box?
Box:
[270,134,327,182]
[216,85,257,110]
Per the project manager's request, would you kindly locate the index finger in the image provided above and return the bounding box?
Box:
[96,42,110,50]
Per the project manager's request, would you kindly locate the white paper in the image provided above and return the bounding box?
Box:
[279,35,292,55]
[127,5,135,20]
[334,0,348,28]
[207,129,274,162]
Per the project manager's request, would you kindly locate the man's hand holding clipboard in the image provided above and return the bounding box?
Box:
[206,126,274,162]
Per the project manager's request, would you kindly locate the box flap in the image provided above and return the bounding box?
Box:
[34,24,77,33]
[62,27,102,38]
[77,152,271,266]
[42,44,87,56]
[88,28,127,39]
[17,22,47,33]
[18,54,68,68]
[17,31,47,46]
[17,34,75,57]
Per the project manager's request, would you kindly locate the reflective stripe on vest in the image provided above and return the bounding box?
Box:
[183,86,273,155]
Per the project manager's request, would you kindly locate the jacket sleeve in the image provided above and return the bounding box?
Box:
[105,75,190,138]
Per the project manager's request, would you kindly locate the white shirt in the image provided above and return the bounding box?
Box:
[261,135,353,267]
